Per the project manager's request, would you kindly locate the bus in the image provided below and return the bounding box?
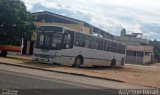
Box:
[0,38,23,57]
[33,26,126,67]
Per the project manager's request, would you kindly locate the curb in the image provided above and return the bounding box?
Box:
[0,62,124,83]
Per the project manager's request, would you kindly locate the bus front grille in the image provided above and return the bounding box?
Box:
[38,54,51,58]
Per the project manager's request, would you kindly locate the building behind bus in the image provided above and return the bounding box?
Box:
[114,29,154,64]
[24,11,153,64]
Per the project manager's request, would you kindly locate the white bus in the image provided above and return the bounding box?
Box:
[33,26,126,67]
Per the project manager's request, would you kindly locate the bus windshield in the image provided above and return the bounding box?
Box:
[36,26,63,50]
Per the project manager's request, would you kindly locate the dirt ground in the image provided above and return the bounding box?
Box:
[47,64,160,88]
[0,55,160,88]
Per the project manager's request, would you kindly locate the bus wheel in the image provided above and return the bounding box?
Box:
[74,56,83,68]
[0,51,7,57]
[111,59,116,67]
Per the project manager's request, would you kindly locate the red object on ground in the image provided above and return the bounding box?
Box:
[0,45,21,52]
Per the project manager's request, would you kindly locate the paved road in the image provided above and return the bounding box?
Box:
[0,64,119,95]
[0,63,149,95]
[0,70,117,95]
[0,70,86,89]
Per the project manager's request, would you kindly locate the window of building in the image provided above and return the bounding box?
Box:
[38,26,63,32]
[126,51,136,56]
[137,52,144,57]
[145,52,151,56]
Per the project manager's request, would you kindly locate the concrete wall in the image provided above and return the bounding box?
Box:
[114,36,149,45]
[125,45,153,64]
[127,45,153,52]
[34,22,91,34]
[126,56,143,64]
[126,45,153,64]
[143,53,152,64]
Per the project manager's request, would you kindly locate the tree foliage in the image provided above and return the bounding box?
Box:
[0,0,36,45]
[149,39,160,58]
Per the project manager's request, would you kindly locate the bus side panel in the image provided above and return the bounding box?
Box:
[33,46,125,67]
[65,46,125,67]
[56,49,75,66]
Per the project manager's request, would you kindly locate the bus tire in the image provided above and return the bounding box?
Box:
[0,51,7,57]
[111,59,116,67]
[73,56,83,68]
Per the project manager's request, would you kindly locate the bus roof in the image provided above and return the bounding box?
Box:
[38,25,126,46]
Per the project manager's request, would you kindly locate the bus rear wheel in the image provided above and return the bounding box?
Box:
[0,51,7,57]
[73,56,83,68]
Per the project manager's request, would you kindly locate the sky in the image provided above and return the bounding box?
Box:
[23,0,160,40]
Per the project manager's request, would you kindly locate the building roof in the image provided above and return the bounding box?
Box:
[32,11,84,25]
[32,11,114,39]
[114,36,150,45]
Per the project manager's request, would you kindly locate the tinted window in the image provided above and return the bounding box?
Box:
[44,35,51,46]
[127,51,136,56]
[95,38,99,49]
[90,37,95,49]
[117,44,122,53]
[36,32,52,49]
[63,30,74,49]
[85,36,92,48]
[75,33,85,47]
[107,41,111,51]
[39,34,44,46]
[98,39,104,50]
[52,33,62,49]
[104,40,108,51]
[137,52,144,57]
[38,26,63,32]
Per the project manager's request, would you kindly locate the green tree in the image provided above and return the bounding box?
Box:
[0,0,36,45]
[149,39,160,58]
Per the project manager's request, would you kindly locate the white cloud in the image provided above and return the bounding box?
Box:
[23,0,160,40]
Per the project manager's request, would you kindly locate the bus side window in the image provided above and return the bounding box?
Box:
[120,44,123,54]
[104,40,108,51]
[63,34,70,48]
[112,42,117,52]
[85,36,91,48]
[98,39,103,50]
[95,38,99,49]
[63,30,74,49]
[116,44,120,53]
[52,33,63,49]
[122,45,126,54]
[75,33,85,47]
[107,41,111,51]
[90,37,95,49]
[39,34,44,46]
